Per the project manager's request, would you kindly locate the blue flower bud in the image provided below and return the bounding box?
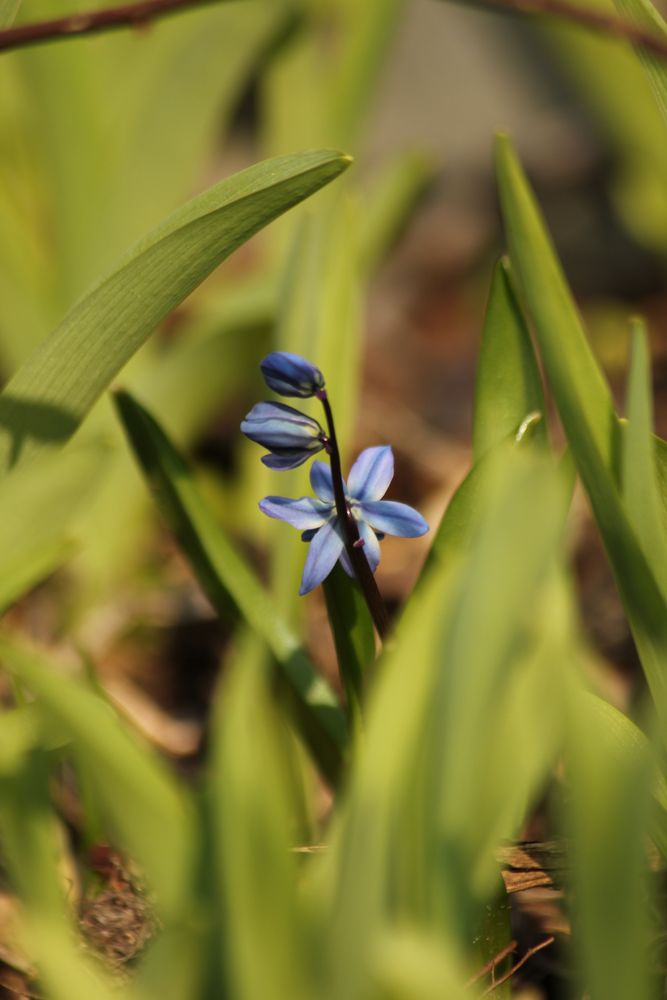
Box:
[260,351,325,398]
[240,401,325,471]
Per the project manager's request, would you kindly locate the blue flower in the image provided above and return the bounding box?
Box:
[260,351,325,398]
[240,400,325,470]
[259,445,428,594]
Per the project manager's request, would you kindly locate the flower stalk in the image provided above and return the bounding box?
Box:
[317,390,390,640]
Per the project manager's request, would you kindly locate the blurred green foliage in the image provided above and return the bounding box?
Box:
[1,0,667,997]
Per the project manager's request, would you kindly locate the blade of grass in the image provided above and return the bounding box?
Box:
[473,257,547,462]
[495,133,667,726]
[568,688,654,1000]
[208,649,310,1000]
[113,389,346,786]
[622,319,667,597]
[0,149,351,473]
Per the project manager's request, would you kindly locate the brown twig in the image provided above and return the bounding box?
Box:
[0,0,665,61]
[480,935,556,995]
[467,940,518,986]
[446,0,667,62]
[0,0,221,54]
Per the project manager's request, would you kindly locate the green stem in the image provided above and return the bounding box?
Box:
[318,390,390,640]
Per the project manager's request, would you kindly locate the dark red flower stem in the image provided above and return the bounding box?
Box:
[317,390,389,640]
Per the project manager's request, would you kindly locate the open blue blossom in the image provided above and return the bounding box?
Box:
[241,400,325,470]
[259,445,428,595]
[260,351,325,398]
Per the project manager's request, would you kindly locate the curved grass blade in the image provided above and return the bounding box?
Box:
[113,390,346,786]
[208,655,309,1000]
[0,635,195,922]
[495,133,667,726]
[622,320,667,597]
[473,257,547,462]
[0,149,351,473]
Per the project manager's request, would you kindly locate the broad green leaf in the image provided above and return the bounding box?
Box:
[612,0,667,125]
[209,650,309,1000]
[623,320,667,598]
[113,390,346,786]
[0,443,105,612]
[495,134,667,727]
[494,135,619,478]
[322,565,376,730]
[473,257,547,462]
[0,149,351,473]
[0,635,195,921]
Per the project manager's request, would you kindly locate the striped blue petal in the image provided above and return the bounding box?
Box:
[357,500,429,538]
[357,518,381,573]
[299,519,344,595]
[310,460,340,502]
[259,496,330,529]
[261,448,320,471]
[347,445,394,501]
[338,547,355,577]
[241,401,323,448]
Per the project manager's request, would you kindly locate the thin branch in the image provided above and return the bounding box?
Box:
[480,935,556,995]
[0,0,221,54]
[446,0,667,62]
[467,940,518,986]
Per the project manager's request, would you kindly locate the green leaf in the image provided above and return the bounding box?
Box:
[622,320,667,597]
[208,649,309,1000]
[0,149,351,473]
[321,452,569,987]
[322,564,376,728]
[0,443,105,612]
[495,133,667,727]
[494,135,619,478]
[472,257,547,462]
[0,635,195,921]
[113,390,346,786]
[612,0,667,126]
[568,689,654,1000]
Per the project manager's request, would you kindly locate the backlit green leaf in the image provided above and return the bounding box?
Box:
[0,149,351,473]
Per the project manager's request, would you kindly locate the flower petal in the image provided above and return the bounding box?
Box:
[299,520,344,595]
[259,496,329,529]
[310,460,336,501]
[358,500,428,537]
[241,400,323,448]
[260,351,325,398]
[261,448,321,471]
[347,445,394,501]
[357,519,381,573]
[338,547,355,577]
